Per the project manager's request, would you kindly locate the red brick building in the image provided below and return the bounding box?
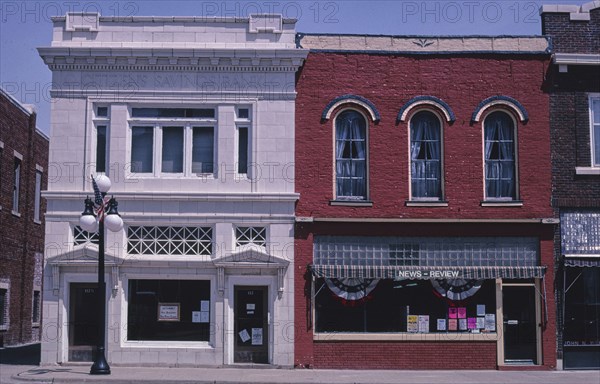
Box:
[294,35,557,369]
[0,88,49,347]
[541,2,600,370]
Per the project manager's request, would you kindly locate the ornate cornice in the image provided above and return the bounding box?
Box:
[38,47,307,72]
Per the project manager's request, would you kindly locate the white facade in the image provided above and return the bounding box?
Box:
[39,13,306,366]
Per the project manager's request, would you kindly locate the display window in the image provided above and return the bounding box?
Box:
[314,278,497,334]
[127,279,211,341]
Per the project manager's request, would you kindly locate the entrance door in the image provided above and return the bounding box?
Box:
[68,283,98,361]
[503,285,538,364]
[234,286,268,363]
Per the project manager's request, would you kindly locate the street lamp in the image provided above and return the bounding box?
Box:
[79,175,123,375]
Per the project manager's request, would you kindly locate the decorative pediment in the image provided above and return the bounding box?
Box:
[213,248,289,296]
[47,244,119,267]
[48,244,120,296]
[212,248,289,269]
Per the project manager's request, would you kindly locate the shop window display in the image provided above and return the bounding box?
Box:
[315,278,496,334]
[127,279,211,342]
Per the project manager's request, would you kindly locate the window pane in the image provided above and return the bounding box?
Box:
[484,112,515,199]
[96,126,107,172]
[315,279,496,333]
[34,171,42,222]
[13,158,21,211]
[238,127,248,174]
[131,108,214,119]
[192,127,214,174]
[593,99,600,166]
[410,111,441,199]
[96,106,108,117]
[131,127,154,173]
[127,280,211,341]
[335,111,367,199]
[161,127,183,173]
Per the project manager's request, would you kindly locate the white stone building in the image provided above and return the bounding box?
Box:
[38,13,306,366]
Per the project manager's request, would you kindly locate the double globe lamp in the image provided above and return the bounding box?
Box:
[79,174,123,375]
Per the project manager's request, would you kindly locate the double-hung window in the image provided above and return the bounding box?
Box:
[335,110,367,200]
[129,108,216,176]
[410,111,442,200]
[590,95,600,167]
[484,111,517,200]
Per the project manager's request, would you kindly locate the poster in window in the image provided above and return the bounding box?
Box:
[449,319,458,331]
[459,318,467,331]
[200,300,210,312]
[477,304,485,316]
[485,314,496,331]
[476,317,485,329]
[239,329,250,343]
[418,315,430,333]
[467,317,477,330]
[457,307,467,319]
[251,328,263,345]
[158,303,180,322]
[448,307,458,319]
[407,315,419,333]
[437,319,447,331]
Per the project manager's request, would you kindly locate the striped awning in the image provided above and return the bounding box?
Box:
[564,258,600,268]
[310,264,547,280]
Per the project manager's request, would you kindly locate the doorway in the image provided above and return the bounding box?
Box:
[234,286,268,364]
[502,285,538,364]
[68,283,98,362]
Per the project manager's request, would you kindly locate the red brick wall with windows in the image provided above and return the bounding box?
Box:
[295,53,552,219]
[294,52,555,369]
[0,90,49,346]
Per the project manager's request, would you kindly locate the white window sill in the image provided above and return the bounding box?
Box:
[33,219,42,225]
[330,200,373,207]
[0,325,8,331]
[314,332,499,342]
[480,201,523,207]
[32,322,40,328]
[575,167,600,175]
[11,210,21,217]
[406,201,449,207]
[122,340,213,349]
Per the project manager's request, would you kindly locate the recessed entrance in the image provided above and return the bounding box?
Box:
[234,286,268,364]
[68,283,98,362]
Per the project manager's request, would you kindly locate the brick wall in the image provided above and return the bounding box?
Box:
[0,91,49,346]
[313,341,497,369]
[295,53,552,219]
[542,9,600,54]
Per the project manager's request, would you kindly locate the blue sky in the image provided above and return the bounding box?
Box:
[0,0,586,134]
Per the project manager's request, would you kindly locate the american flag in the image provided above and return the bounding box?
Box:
[91,176,107,215]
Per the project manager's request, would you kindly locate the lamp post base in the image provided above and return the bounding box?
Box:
[90,347,111,375]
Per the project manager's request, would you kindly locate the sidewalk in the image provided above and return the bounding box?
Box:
[1,345,599,384]
[6,365,600,384]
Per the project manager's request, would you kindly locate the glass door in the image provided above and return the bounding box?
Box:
[234,286,268,364]
[503,285,538,364]
[68,283,98,361]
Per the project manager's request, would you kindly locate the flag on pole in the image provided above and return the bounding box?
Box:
[91,176,103,206]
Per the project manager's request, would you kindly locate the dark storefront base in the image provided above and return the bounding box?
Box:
[564,346,600,370]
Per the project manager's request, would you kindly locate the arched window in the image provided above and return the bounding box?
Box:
[484,111,517,200]
[410,111,442,200]
[335,110,367,200]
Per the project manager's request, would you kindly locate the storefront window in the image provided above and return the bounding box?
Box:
[564,268,600,346]
[127,279,211,342]
[315,278,496,333]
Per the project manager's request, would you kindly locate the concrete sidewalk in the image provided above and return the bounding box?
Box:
[5,365,600,384]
